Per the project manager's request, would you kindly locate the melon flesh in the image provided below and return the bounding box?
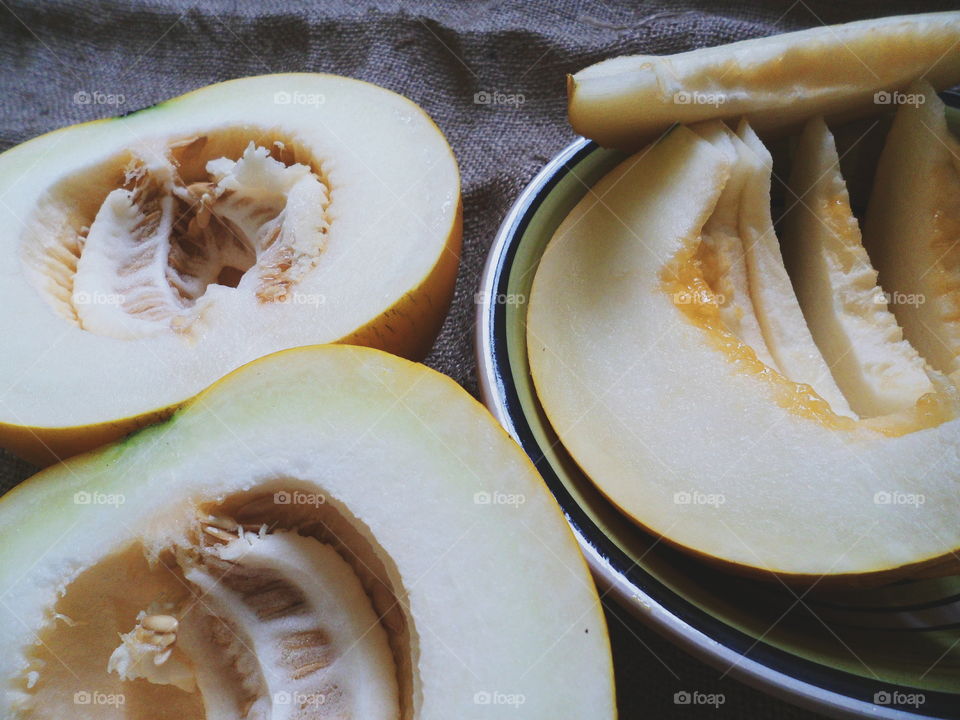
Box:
[1,73,462,465]
[781,116,934,417]
[863,80,960,378]
[527,124,960,579]
[568,11,960,149]
[689,121,777,368]
[0,346,614,719]
[733,121,853,417]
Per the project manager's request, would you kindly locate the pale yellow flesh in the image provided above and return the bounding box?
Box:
[568,11,960,149]
[689,120,777,368]
[863,80,960,377]
[734,121,853,417]
[781,116,934,418]
[527,125,960,577]
[0,345,615,719]
[0,73,461,464]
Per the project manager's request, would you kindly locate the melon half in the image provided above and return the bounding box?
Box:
[0,74,462,465]
[527,121,960,582]
[0,345,614,719]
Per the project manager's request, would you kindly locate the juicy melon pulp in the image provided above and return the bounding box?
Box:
[0,346,614,719]
[527,121,960,581]
[781,115,935,418]
[863,80,960,378]
[0,74,462,465]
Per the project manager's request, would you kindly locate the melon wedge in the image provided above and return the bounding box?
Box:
[689,120,777,368]
[568,11,960,150]
[781,116,935,417]
[527,125,960,581]
[0,345,614,719]
[734,121,853,417]
[863,80,960,378]
[0,74,461,465]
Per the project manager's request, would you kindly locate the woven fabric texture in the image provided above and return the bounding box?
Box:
[1,2,955,716]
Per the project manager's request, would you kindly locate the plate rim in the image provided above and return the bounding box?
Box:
[474,131,958,720]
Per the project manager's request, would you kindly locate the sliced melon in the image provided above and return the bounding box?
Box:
[0,74,461,465]
[689,120,777,368]
[781,116,935,417]
[0,345,614,719]
[733,121,853,417]
[527,124,960,581]
[863,80,960,378]
[568,11,960,150]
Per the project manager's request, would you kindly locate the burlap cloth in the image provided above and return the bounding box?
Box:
[2,1,956,716]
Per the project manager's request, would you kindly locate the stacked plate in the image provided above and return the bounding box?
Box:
[475,93,960,720]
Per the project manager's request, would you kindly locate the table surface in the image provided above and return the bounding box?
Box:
[2,1,956,717]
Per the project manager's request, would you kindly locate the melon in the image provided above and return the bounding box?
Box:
[527,122,960,581]
[781,115,934,418]
[0,74,461,465]
[0,345,614,719]
[863,80,960,379]
[568,11,960,150]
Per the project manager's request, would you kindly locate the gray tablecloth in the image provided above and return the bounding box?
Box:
[2,1,957,717]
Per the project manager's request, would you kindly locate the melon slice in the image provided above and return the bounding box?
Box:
[781,116,935,418]
[689,120,777,368]
[0,73,461,465]
[733,121,853,417]
[568,11,960,150]
[527,124,960,581]
[863,80,960,378]
[0,345,614,719]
